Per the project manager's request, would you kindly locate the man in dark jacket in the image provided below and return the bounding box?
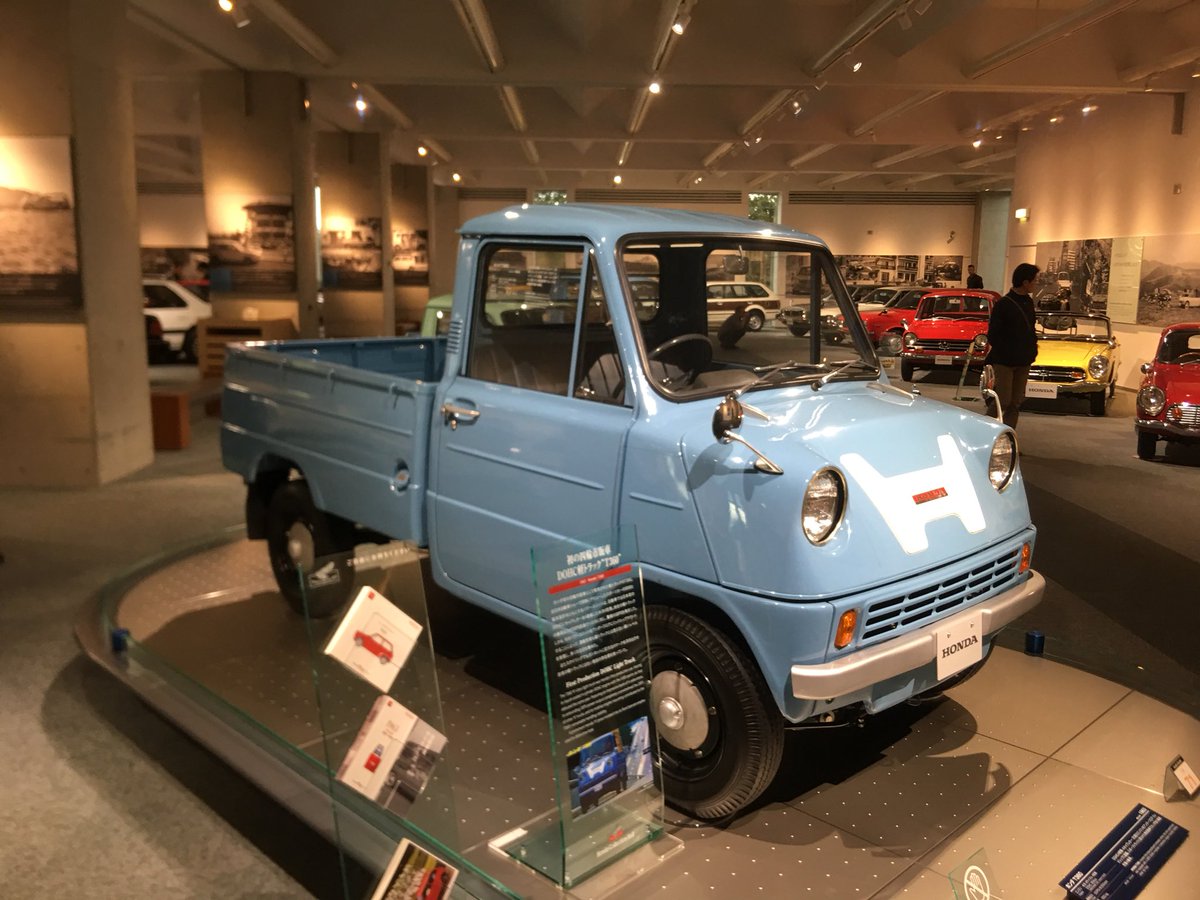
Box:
[966,265,984,289]
[987,263,1039,428]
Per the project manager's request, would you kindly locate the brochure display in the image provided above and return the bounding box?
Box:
[491,528,669,888]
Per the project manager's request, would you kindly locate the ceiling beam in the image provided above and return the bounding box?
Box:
[958,149,1016,170]
[251,0,339,67]
[1118,46,1200,84]
[965,0,1141,79]
[702,141,735,168]
[126,4,238,69]
[818,171,868,186]
[787,143,838,167]
[889,172,942,187]
[521,139,540,165]
[851,90,945,137]
[872,143,952,168]
[450,0,505,72]
[497,85,527,133]
[961,96,1074,137]
[805,0,909,78]
[361,84,413,129]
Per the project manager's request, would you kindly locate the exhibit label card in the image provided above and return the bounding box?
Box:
[1060,804,1188,900]
[324,585,422,692]
[369,838,458,900]
[1107,236,1144,325]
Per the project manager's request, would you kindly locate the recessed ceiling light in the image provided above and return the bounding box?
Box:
[417,145,428,157]
[451,172,462,183]
[850,60,863,73]
[613,174,623,185]
[1081,104,1097,115]
[694,176,703,183]
[972,139,983,148]
[218,0,233,11]
[354,96,367,114]
[1049,116,1061,124]
[648,81,662,95]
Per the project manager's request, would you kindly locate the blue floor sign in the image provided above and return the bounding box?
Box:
[1060,804,1188,900]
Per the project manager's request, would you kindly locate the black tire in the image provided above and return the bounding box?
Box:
[1137,431,1157,460]
[182,327,198,364]
[744,310,765,332]
[265,480,357,617]
[1088,390,1106,416]
[787,323,809,337]
[648,606,784,820]
[900,358,915,382]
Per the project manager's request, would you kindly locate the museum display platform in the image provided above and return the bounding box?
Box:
[76,531,1200,899]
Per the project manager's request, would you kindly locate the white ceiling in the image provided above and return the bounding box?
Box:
[126,0,1200,193]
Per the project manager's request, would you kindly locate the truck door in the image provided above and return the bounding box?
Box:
[430,242,633,616]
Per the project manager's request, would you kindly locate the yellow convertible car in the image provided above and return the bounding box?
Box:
[1024,312,1121,416]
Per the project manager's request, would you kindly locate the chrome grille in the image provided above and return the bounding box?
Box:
[913,339,971,353]
[1028,365,1085,383]
[1167,403,1200,428]
[859,547,1023,645]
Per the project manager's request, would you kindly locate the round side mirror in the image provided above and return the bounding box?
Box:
[712,394,744,440]
[1140,362,1152,374]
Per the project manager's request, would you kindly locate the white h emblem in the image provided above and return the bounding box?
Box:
[840,434,985,554]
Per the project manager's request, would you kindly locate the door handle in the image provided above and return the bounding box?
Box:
[441,402,480,430]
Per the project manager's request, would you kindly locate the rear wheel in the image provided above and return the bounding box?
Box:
[1136,431,1157,460]
[182,327,198,363]
[647,606,784,820]
[900,358,915,382]
[744,310,765,332]
[265,480,357,617]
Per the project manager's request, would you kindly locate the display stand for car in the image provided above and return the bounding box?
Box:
[75,529,677,899]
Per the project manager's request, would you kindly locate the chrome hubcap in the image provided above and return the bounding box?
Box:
[650,670,710,751]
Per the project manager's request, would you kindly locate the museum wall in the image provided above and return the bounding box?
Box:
[1010,88,1200,387]
[138,194,206,248]
[391,164,430,330]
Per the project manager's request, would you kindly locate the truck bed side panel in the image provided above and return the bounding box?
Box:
[221,338,444,545]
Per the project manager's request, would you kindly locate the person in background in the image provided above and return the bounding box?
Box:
[966,264,984,289]
[987,263,1039,429]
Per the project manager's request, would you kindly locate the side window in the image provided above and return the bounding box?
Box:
[143,284,185,308]
[574,257,625,406]
[745,284,768,298]
[467,244,582,394]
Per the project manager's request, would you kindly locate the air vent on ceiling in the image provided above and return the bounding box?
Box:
[787,192,981,205]
[575,189,743,204]
[458,188,527,201]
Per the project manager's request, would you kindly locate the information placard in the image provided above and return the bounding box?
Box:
[499,527,662,888]
[1060,804,1189,900]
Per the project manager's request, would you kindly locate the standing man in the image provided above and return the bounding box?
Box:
[966,264,984,289]
[987,263,1039,429]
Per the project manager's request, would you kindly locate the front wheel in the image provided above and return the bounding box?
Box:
[744,310,765,332]
[265,480,357,617]
[647,606,784,820]
[900,358,915,382]
[1136,431,1157,460]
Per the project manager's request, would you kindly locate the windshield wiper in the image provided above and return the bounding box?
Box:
[812,357,878,390]
[733,360,827,397]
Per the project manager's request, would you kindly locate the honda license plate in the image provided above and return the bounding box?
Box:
[934,355,954,366]
[936,611,983,681]
[1025,383,1058,399]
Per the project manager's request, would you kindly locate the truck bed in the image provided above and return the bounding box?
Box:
[221,336,447,546]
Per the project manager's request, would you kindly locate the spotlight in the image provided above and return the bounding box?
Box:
[671,14,690,35]
[1081,104,1097,115]
[972,139,982,148]
[355,95,367,114]
[1049,116,1061,124]
[218,0,233,11]
[417,145,428,157]
[648,81,662,95]
[612,174,623,185]
[451,172,462,183]
[219,0,250,28]
[850,60,863,73]
[694,176,703,183]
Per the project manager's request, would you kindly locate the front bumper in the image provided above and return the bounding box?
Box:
[902,350,981,367]
[1135,418,1200,440]
[790,570,1044,700]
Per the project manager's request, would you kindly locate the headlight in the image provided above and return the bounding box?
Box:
[802,468,846,545]
[878,332,903,356]
[903,332,917,348]
[972,333,989,351]
[1088,355,1109,379]
[988,432,1016,491]
[1137,385,1165,415]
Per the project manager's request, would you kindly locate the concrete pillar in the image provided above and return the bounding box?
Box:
[391,163,431,330]
[427,183,459,298]
[198,71,319,334]
[0,0,152,487]
[976,191,1013,293]
[315,130,391,337]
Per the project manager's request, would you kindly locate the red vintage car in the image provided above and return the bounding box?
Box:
[354,630,395,664]
[899,290,999,382]
[859,288,930,353]
[1134,322,1200,460]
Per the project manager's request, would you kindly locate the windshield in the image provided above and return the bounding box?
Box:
[618,238,876,399]
[918,293,991,319]
[1035,313,1112,341]
[1159,329,1200,363]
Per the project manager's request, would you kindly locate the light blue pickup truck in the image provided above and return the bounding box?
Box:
[222,205,1044,819]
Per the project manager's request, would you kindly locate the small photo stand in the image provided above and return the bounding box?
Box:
[1163,755,1200,801]
[371,838,458,900]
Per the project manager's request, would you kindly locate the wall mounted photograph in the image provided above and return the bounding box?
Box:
[921,254,964,287]
[1137,234,1200,327]
[140,247,210,300]
[206,193,296,294]
[322,215,383,290]
[392,229,429,285]
[0,137,80,304]
[1033,238,1111,315]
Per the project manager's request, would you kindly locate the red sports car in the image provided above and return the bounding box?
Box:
[899,290,999,382]
[859,288,930,353]
[1135,322,1200,460]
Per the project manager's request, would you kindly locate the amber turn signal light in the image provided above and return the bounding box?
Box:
[1019,542,1031,573]
[834,610,857,649]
